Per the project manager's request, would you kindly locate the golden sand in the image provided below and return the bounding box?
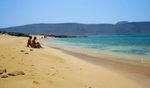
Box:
[0,34,148,88]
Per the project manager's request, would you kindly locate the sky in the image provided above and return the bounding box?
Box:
[0,0,150,28]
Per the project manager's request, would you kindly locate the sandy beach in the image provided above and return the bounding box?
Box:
[0,34,149,88]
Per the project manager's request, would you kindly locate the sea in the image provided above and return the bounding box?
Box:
[41,35,150,58]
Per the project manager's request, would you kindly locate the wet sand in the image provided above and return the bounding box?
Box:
[58,47,150,86]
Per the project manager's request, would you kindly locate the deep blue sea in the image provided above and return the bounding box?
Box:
[42,35,150,57]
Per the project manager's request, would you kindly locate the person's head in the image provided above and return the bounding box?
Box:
[29,36,32,39]
[34,37,37,40]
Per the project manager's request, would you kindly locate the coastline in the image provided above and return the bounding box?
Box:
[51,46,150,86]
[0,34,149,88]
[42,40,150,66]
[42,38,150,86]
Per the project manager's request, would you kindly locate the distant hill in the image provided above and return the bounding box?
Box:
[0,21,150,35]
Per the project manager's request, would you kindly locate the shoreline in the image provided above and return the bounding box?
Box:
[42,40,150,66]
[41,37,150,59]
[0,34,149,88]
[54,47,150,86]
[42,40,150,87]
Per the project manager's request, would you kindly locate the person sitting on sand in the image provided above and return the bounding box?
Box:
[27,36,32,47]
[32,37,42,48]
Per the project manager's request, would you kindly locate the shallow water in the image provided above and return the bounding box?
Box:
[41,35,150,58]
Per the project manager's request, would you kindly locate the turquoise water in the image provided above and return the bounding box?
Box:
[42,35,150,57]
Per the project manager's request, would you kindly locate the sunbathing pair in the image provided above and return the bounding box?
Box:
[27,36,42,48]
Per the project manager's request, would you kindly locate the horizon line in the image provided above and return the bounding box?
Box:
[1,21,150,29]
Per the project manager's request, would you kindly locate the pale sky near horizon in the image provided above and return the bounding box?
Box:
[0,0,150,28]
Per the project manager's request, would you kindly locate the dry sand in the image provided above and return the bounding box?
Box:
[0,34,149,88]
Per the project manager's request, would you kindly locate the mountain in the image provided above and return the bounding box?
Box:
[0,21,150,35]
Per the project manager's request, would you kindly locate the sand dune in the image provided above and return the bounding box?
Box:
[0,34,148,88]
